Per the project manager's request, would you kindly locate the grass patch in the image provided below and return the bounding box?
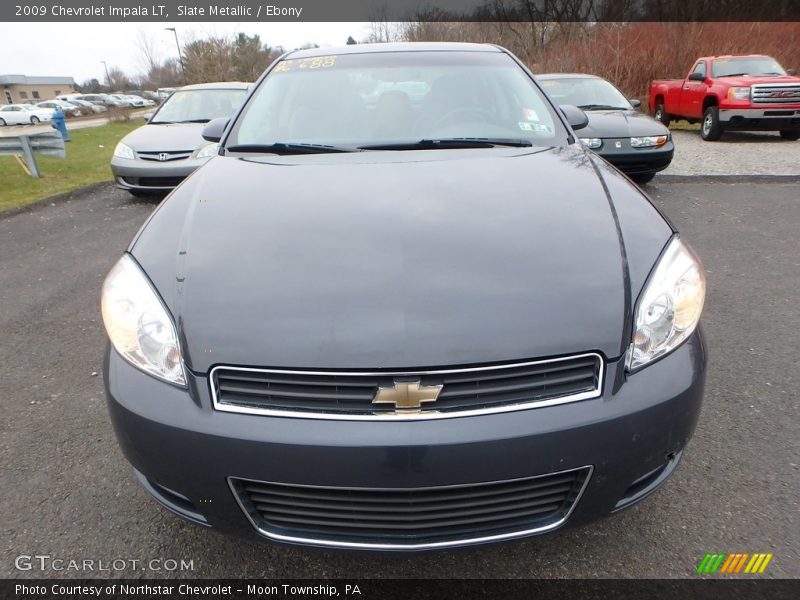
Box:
[0,120,140,213]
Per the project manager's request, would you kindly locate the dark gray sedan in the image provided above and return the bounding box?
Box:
[110,82,248,196]
[101,43,706,551]
[539,73,674,184]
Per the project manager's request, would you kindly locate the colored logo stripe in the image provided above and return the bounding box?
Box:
[697,552,773,574]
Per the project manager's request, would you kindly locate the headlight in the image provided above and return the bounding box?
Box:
[101,254,186,386]
[630,135,669,148]
[727,86,751,100]
[194,142,219,159]
[113,142,135,159]
[580,137,602,149]
[627,237,705,372]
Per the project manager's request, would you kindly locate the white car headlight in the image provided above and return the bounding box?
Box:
[627,237,705,372]
[101,254,186,386]
[630,135,669,148]
[580,137,602,149]
[194,142,219,159]
[113,142,135,159]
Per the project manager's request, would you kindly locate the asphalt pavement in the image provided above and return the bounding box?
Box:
[1,180,798,578]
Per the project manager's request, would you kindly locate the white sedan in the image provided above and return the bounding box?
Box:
[0,104,54,126]
[37,99,83,117]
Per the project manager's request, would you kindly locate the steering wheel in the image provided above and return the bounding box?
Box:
[434,107,494,128]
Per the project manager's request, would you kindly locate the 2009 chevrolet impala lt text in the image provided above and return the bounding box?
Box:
[101,43,707,550]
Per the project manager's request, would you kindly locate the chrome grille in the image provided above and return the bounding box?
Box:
[211,353,603,420]
[230,467,592,548]
[137,150,193,161]
[751,84,800,104]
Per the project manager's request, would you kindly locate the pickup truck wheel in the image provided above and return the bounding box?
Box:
[700,107,723,141]
[654,104,670,126]
[779,130,800,141]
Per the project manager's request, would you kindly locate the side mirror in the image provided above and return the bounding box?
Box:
[142,112,153,122]
[787,68,797,76]
[629,98,642,109]
[688,72,705,82]
[202,117,229,142]
[559,104,589,131]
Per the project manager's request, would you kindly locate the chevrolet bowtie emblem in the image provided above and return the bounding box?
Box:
[372,380,443,411]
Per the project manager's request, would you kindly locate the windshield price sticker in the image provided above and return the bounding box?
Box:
[274,56,337,73]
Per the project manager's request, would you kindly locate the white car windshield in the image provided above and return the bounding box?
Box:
[150,88,246,124]
[228,50,567,150]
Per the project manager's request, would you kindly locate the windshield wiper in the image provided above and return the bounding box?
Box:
[718,73,748,78]
[225,142,359,155]
[578,104,628,110]
[174,118,211,123]
[359,138,533,150]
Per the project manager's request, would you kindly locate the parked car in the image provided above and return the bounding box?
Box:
[539,73,673,184]
[102,43,707,550]
[157,87,176,100]
[649,54,800,140]
[110,82,249,195]
[0,104,54,126]
[74,93,126,108]
[36,99,83,117]
[67,98,108,114]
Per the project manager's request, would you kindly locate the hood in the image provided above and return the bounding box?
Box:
[121,122,208,152]
[581,110,669,138]
[719,74,800,87]
[132,146,660,372]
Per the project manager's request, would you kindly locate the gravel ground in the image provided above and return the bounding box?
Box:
[664,130,800,176]
[1,181,798,579]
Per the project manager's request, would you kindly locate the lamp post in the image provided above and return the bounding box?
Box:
[100,60,111,91]
[165,27,186,81]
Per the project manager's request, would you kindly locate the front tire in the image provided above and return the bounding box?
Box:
[700,107,723,141]
[630,173,656,185]
[0,118,6,127]
[779,130,800,141]
[654,104,670,126]
[30,116,40,125]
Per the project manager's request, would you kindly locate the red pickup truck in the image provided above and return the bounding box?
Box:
[649,55,800,141]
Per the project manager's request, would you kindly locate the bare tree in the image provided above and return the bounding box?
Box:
[136,28,161,75]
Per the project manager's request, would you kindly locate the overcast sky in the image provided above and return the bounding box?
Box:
[0,22,371,83]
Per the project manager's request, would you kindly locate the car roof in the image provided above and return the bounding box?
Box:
[177,82,250,91]
[698,54,771,61]
[285,42,503,60]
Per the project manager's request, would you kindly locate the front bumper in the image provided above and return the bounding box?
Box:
[104,328,706,550]
[719,107,800,130]
[110,156,209,192]
[596,140,674,175]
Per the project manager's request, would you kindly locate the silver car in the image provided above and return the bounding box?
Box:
[111,82,249,196]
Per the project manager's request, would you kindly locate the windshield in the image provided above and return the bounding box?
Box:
[227,50,567,150]
[712,56,786,77]
[150,88,246,124]
[538,77,631,110]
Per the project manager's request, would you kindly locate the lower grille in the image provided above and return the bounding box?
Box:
[231,467,591,549]
[211,353,603,420]
[122,176,185,188]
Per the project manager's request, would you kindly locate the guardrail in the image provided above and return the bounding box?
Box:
[0,125,66,177]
